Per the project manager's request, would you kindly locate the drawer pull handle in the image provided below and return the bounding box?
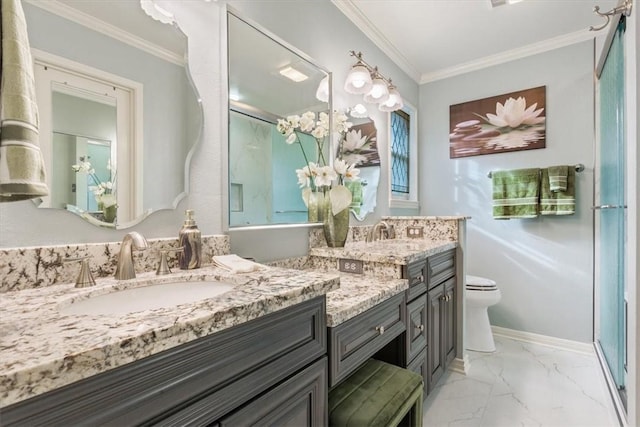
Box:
[412,275,424,285]
[418,324,424,332]
[376,325,385,335]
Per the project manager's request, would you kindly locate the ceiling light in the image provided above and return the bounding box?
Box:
[279,66,308,82]
[315,75,329,102]
[140,0,175,24]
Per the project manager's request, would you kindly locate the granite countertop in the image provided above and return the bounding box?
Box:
[0,265,339,407]
[325,273,408,327]
[310,239,457,265]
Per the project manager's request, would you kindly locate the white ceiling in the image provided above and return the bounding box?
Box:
[333,0,619,83]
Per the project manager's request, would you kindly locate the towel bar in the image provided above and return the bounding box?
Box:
[487,164,585,178]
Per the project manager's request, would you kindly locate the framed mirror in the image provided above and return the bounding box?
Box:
[227,11,330,228]
[25,0,202,228]
[341,109,380,221]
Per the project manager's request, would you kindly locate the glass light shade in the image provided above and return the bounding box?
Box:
[379,87,403,112]
[363,78,389,104]
[315,75,329,102]
[349,103,368,118]
[344,65,372,94]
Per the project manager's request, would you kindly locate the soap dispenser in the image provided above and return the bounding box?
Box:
[178,209,202,269]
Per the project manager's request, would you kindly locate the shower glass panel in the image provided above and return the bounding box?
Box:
[598,22,626,390]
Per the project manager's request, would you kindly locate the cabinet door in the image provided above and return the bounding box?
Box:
[406,347,428,394]
[219,357,327,427]
[406,293,427,362]
[443,277,457,367]
[427,283,444,392]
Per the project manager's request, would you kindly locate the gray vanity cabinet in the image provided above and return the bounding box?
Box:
[403,248,457,395]
[1,297,327,427]
[427,250,457,394]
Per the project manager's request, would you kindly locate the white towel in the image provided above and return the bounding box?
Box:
[0,0,49,201]
[212,255,264,273]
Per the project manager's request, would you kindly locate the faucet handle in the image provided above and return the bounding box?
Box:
[156,248,184,276]
[64,256,96,288]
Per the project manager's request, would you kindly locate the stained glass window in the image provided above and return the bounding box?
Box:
[391,110,410,194]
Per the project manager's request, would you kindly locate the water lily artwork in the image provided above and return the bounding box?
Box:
[449,86,546,158]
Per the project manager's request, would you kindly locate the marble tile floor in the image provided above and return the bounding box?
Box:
[423,335,620,427]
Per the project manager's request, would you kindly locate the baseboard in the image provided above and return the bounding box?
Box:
[491,326,594,354]
[448,355,470,375]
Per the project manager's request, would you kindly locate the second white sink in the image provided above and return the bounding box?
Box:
[60,281,235,316]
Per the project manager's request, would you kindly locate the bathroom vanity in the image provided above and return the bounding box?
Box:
[0,267,339,425]
[0,217,466,425]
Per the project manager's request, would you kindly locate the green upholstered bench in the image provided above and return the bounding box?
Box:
[328,359,424,427]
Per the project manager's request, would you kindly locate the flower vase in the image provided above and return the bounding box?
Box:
[323,190,350,248]
[307,190,326,223]
[103,204,117,223]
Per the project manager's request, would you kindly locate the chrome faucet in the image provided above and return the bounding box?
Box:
[114,232,149,280]
[366,221,394,243]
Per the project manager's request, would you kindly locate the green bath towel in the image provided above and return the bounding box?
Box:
[492,168,540,219]
[541,168,575,215]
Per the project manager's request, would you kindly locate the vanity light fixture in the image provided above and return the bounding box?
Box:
[349,103,368,118]
[344,50,404,112]
[344,52,373,94]
[379,82,403,112]
[316,75,329,102]
[279,66,309,82]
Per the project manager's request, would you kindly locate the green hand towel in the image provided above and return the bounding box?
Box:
[492,168,540,219]
[0,0,49,202]
[548,165,568,192]
[541,168,575,215]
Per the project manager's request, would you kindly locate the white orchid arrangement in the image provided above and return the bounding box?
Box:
[277,110,361,215]
[71,159,117,207]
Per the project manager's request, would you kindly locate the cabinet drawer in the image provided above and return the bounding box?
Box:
[427,249,456,288]
[403,259,427,301]
[406,293,427,362]
[328,292,406,387]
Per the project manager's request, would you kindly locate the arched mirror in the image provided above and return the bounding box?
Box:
[341,108,380,221]
[25,0,202,228]
[227,11,330,228]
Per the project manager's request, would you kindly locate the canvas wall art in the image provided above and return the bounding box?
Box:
[449,86,546,158]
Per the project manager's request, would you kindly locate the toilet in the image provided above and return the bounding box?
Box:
[465,275,502,352]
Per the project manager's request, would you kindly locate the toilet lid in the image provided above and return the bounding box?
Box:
[466,275,498,291]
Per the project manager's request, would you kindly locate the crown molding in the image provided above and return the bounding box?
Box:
[24,0,184,66]
[420,28,596,84]
[331,0,421,83]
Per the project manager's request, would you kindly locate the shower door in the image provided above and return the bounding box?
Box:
[596,19,626,396]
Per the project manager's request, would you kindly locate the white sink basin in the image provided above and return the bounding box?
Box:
[60,281,235,316]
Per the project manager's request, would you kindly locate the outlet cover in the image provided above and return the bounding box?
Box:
[406,226,424,238]
[339,258,364,274]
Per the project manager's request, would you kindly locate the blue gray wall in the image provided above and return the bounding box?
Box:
[419,41,595,342]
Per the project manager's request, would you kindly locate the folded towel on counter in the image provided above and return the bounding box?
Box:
[548,165,568,192]
[492,168,540,219]
[0,0,49,202]
[540,168,576,215]
[212,254,265,273]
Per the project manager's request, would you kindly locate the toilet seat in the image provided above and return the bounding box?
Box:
[466,275,497,291]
